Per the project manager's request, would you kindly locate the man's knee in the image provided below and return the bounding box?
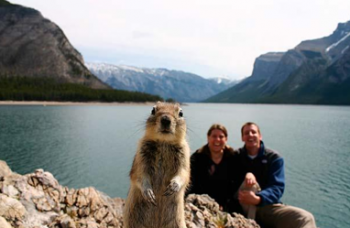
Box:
[289,206,316,228]
[257,204,316,228]
[298,209,316,227]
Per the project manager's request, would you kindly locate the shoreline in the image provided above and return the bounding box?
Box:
[0,101,157,106]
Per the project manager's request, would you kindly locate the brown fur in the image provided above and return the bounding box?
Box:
[238,182,261,219]
[123,102,190,228]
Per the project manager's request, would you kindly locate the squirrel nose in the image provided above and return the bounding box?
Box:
[161,116,171,127]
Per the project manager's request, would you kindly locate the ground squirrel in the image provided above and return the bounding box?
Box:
[123,102,190,228]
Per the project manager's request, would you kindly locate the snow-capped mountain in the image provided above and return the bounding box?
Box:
[208,76,239,86]
[86,63,238,102]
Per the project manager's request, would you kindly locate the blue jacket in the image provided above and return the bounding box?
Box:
[235,142,285,206]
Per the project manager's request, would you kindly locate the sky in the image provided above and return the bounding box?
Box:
[10,0,350,80]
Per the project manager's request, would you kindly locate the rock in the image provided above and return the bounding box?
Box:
[0,194,27,221]
[226,213,260,228]
[76,218,99,228]
[93,206,108,222]
[49,214,76,228]
[185,194,260,228]
[46,187,62,205]
[33,169,60,189]
[76,188,91,208]
[28,176,40,187]
[78,206,90,217]
[65,188,77,206]
[0,216,13,228]
[112,198,124,216]
[0,161,12,179]
[66,206,78,218]
[0,160,258,228]
[1,185,19,198]
[32,196,56,212]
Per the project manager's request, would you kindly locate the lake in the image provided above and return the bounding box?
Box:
[0,103,349,228]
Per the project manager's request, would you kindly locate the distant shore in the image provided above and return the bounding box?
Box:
[0,101,157,106]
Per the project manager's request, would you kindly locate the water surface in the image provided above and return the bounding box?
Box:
[0,103,349,228]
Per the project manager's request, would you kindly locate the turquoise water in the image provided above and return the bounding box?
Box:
[0,103,349,228]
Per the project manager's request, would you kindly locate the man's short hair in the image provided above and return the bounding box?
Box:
[241,122,261,136]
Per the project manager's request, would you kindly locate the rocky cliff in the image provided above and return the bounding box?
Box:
[250,52,285,82]
[206,52,284,103]
[0,160,259,228]
[0,0,108,89]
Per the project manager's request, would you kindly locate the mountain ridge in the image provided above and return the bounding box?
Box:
[0,0,163,102]
[87,62,239,102]
[0,1,108,89]
[206,20,350,105]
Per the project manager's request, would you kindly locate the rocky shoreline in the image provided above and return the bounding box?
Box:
[0,160,259,228]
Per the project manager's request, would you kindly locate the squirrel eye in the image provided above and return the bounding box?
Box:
[179,109,183,117]
[151,107,156,115]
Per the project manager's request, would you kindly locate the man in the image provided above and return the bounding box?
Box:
[234,122,317,228]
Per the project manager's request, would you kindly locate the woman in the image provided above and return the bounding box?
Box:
[188,124,237,211]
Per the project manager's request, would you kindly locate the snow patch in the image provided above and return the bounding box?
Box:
[86,62,145,73]
[208,76,233,85]
[118,65,144,73]
[291,84,300,91]
[326,32,350,53]
[341,46,349,55]
[146,69,169,77]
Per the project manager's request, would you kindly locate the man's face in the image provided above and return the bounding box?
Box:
[207,129,227,154]
[242,124,262,149]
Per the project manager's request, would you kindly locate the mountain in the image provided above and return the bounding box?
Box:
[207,20,350,105]
[264,42,350,105]
[206,52,284,103]
[0,0,162,102]
[86,63,238,102]
[0,0,108,89]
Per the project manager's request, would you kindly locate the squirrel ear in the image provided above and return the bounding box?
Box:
[151,106,156,115]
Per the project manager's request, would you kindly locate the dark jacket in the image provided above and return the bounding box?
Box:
[234,141,285,206]
[188,144,238,211]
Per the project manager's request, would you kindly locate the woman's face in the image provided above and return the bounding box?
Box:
[207,129,227,154]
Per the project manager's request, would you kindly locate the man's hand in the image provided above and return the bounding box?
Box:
[238,190,261,205]
[245,172,257,187]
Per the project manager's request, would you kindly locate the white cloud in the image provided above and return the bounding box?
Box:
[11,0,350,79]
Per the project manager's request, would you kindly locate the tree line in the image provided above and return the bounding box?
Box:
[0,76,163,102]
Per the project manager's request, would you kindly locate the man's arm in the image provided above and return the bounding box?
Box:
[256,157,285,206]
